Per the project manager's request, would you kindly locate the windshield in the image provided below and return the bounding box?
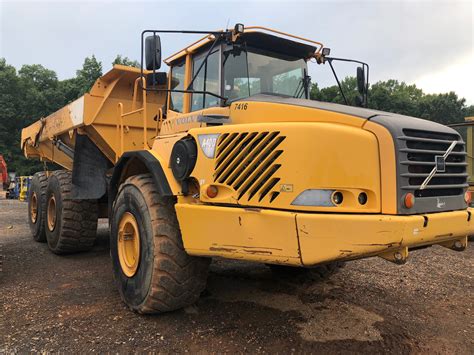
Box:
[223,46,307,102]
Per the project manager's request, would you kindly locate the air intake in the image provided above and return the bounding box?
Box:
[213,131,285,203]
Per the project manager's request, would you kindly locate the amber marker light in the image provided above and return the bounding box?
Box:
[206,185,218,198]
[464,191,472,205]
[404,193,415,209]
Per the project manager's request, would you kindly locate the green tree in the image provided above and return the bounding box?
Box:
[311,77,359,106]
[464,105,474,118]
[18,64,65,118]
[76,55,102,95]
[418,92,466,125]
[112,55,139,68]
[368,80,423,117]
[0,60,46,175]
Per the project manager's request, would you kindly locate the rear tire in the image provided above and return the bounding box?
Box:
[268,262,344,282]
[45,170,98,254]
[111,174,210,314]
[28,172,48,242]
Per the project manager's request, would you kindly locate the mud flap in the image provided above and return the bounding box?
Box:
[71,134,113,200]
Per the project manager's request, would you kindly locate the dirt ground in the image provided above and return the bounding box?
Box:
[0,194,473,353]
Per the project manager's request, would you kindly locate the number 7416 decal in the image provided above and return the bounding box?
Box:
[234,103,248,110]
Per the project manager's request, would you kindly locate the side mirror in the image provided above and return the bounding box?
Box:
[356,66,365,95]
[145,35,161,71]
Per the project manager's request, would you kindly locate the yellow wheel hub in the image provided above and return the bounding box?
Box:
[118,212,141,277]
[30,192,38,224]
[47,195,57,231]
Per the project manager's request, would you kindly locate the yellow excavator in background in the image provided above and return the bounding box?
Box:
[21,25,473,314]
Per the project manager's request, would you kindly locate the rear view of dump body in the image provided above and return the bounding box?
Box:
[20,25,473,314]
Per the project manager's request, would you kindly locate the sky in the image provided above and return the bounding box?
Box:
[1,0,473,103]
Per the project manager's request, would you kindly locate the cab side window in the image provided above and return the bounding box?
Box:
[191,49,220,111]
[169,61,185,112]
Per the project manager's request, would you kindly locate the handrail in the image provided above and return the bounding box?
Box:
[121,108,144,117]
[116,77,149,161]
[117,103,124,159]
[164,26,324,64]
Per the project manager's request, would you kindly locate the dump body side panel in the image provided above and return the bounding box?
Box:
[21,65,166,168]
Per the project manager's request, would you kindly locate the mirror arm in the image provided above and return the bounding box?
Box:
[186,33,222,91]
[326,56,370,107]
[140,29,228,92]
[327,59,348,106]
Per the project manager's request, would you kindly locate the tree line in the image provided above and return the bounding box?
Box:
[0,55,138,175]
[311,77,474,125]
[0,56,472,176]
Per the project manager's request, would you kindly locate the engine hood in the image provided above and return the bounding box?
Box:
[240,94,460,136]
[243,94,384,119]
[236,94,467,214]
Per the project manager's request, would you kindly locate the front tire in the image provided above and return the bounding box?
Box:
[45,170,98,254]
[28,172,48,242]
[111,174,210,314]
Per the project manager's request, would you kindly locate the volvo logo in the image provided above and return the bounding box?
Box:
[436,198,446,208]
[419,140,458,190]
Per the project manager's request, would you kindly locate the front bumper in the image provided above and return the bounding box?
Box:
[176,203,473,266]
[297,208,473,265]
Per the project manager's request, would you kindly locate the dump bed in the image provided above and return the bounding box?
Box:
[21,65,166,169]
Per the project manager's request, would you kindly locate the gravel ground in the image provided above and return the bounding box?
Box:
[0,194,473,353]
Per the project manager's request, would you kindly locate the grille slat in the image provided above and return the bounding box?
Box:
[216,133,237,158]
[398,135,466,145]
[398,128,467,199]
[226,132,270,185]
[237,150,283,200]
[401,184,468,190]
[233,135,283,189]
[400,148,466,156]
[400,161,467,166]
[246,165,282,201]
[401,173,468,178]
[215,133,257,182]
[215,133,248,170]
[213,131,285,204]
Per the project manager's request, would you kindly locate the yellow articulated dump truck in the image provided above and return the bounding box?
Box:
[21,25,473,313]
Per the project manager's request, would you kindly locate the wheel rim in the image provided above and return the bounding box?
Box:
[47,195,57,231]
[30,192,38,224]
[118,212,141,277]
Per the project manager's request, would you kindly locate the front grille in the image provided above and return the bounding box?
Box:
[398,128,468,197]
[213,131,285,204]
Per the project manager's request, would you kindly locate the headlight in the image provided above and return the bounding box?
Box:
[291,189,335,207]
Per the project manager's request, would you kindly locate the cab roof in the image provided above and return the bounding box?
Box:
[164,26,324,65]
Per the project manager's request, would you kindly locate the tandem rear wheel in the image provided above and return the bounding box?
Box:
[28,172,49,242]
[110,173,210,314]
[41,170,99,254]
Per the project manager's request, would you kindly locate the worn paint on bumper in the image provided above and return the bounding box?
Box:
[176,203,472,266]
[297,208,473,266]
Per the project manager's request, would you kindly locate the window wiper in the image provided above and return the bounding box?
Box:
[292,78,304,98]
[292,70,311,98]
[186,34,229,102]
